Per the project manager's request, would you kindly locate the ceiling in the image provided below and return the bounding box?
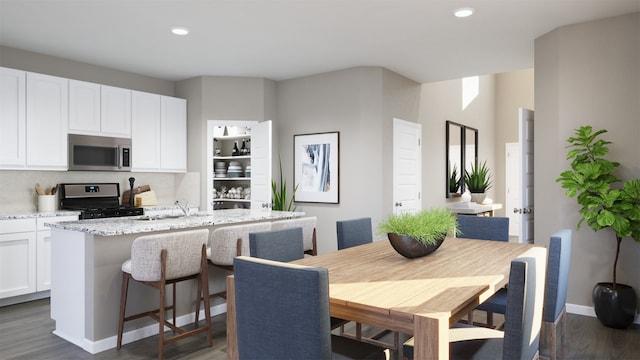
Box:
[1,0,638,84]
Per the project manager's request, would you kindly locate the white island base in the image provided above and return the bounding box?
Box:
[49,209,303,354]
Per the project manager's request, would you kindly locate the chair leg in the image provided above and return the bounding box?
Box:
[468,310,474,325]
[158,252,167,360]
[117,272,129,350]
[486,311,494,328]
[200,246,213,347]
[173,283,177,327]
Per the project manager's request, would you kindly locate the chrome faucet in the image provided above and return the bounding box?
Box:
[175,200,190,216]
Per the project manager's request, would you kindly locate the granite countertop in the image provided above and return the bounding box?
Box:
[45,209,305,236]
[0,205,192,221]
[0,210,81,220]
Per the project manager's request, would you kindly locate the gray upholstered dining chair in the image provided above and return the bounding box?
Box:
[335,217,398,350]
[117,229,211,360]
[476,229,572,360]
[272,216,318,256]
[233,256,388,360]
[456,215,510,325]
[403,246,547,360]
[337,217,373,250]
[456,215,510,242]
[249,227,305,262]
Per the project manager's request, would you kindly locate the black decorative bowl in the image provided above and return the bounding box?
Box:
[387,233,445,259]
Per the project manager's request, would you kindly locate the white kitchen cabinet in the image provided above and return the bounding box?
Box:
[101,85,131,138]
[206,120,272,211]
[0,67,26,169]
[0,215,78,300]
[0,219,37,299]
[131,92,186,173]
[68,79,101,134]
[160,96,187,172]
[131,91,161,170]
[36,216,78,292]
[26,72,68,170]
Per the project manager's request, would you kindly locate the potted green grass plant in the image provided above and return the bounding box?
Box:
[377,208,458,258]
[464,160,493,203]
[556,125,640,329]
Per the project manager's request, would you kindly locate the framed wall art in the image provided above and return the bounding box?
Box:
[294,131,340,204]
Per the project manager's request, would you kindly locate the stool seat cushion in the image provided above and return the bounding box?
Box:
[122,259,132,274]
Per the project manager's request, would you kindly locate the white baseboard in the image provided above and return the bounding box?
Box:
[80,303,227,354]
[566,303,640,324]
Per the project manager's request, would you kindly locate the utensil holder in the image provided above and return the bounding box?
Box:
[38,195,56,212]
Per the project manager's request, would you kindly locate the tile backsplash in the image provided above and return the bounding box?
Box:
[0,170,199,213]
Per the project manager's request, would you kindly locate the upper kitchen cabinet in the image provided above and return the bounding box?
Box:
[0,67,26,169]
[69,81,132,138]
[100,85,132,138]
[131,91,161,170]
[160,96,187,172]
[131,91,186,173]
[26,72,68,170]
[68,79,101,134]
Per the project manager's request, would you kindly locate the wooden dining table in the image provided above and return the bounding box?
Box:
[226,236,538,359]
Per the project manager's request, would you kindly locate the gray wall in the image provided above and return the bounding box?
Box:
[276,66,420,253]
[175,76,277,209]
[419,74,498,208]
[535,13,639,312]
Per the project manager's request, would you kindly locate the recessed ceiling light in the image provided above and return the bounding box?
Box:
[454,7,474,18]
[171,27,189,35]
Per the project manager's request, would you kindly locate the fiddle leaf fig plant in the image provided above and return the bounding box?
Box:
[556,126,640,287]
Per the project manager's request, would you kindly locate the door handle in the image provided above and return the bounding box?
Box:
[514,208,532,214]
[395,202,403,207]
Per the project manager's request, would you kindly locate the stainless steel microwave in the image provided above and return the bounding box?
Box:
[68,134,132,171]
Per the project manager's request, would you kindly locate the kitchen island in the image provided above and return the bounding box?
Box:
[46,209,304,354]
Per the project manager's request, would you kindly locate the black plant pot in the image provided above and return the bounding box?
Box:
[387,233,445,259]
[592,282,638,329]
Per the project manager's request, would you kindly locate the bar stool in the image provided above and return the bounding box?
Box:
[206,222,272,298]
[117,229,211,360]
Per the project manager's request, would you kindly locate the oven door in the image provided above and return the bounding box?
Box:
[68,134,131,171]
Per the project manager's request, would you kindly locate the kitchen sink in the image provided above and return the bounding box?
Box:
[135,213,209,221]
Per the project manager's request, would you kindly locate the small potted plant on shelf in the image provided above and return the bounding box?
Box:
[377,208,458,258]
[449,164,461,195]
[556,125,640,329]
[271,153,298,211]
[464,160,493,203]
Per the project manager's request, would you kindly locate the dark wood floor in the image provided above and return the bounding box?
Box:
[1,298,638,359]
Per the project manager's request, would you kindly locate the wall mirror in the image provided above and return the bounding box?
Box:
[446,121,478,198]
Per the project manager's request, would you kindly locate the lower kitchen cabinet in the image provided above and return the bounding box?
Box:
[0,219,36,298]
[0,215,78,300]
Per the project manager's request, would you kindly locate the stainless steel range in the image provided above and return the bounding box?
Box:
[58,183,144,219]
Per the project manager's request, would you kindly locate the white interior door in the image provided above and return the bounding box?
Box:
[518,108,534,244]
[505,142,521,238]
[250,120,273,213]
[392,118,421,215]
